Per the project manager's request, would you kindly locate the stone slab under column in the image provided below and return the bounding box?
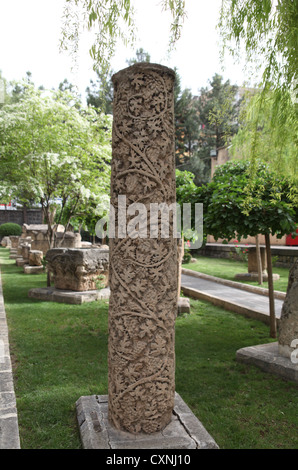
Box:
[23,265,44,274]
[28,286,110,304]
[76,393,219,449]
[234,272,280,282]
[236,342,298,382]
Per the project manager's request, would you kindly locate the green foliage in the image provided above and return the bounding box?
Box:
[175,73,240,186]
[1,247,297,449]
[197,160,298,241]
[0,83,112,246]
[86,68,114,115]
[60,0,186,74]
[126,47,151,66]
[219,0,298,91]
[219,1,298,185]
[231,85,298,188]
[175,169,197,204]
[0,222,22,237]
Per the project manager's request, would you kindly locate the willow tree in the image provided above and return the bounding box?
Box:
[218,0,298,184]
[60,0,187,73]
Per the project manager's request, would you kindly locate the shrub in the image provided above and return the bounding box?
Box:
[0,223,22,237]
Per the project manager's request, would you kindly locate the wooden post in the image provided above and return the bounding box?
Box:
[265,233,277,338]
[255,235,263,285]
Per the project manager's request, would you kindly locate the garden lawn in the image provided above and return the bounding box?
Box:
[0,247,297,449]
[183,255,290,293]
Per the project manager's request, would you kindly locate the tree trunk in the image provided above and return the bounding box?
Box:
[265,233,277,338]
[23,204,28,224]
[255,235,263,285]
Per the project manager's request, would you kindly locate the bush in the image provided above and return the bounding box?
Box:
[0,223,22,237]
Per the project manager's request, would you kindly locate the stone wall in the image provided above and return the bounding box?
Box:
[197,243,298,268]
[207,233,288,246]
[0,209,43,226]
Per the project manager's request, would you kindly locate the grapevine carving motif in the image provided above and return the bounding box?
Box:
[108,63,178,434]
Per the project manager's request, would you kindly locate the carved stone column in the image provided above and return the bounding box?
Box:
[108,63,178,434]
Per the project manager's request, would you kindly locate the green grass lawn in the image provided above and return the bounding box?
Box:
[0,247,297,449]
[182,255,290,292]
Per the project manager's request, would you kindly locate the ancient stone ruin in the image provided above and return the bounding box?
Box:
[108,63,178,434]
[45,247,109,291]
[0,236,11,247]
[235,246,280,282]
[21,224,81,255]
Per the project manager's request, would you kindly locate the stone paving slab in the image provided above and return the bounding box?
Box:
[181,273,283,325]
[0,269,21,449]
[28,286,110,304]
[76,393,219,449]
[236,342,298,383]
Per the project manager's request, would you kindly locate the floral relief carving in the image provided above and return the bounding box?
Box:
[108,63,178,434]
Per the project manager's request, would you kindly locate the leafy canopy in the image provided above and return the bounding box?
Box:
[197,160,298,241]
[219,0,298,91]
[60,0,186,73]
[0,83,112,236]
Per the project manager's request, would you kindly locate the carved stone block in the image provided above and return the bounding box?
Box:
[45,248,109,291]
[29,250,43,266]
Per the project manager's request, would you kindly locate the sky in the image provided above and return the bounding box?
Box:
[0,0,253,101]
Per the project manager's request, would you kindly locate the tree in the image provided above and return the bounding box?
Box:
[0,83,112,255]
[60,0,186,73]
[175,73,240,185]
[230,85,298,190]
[0,71,9,107]
[200,74,240,149]
[86,68,114,115]
[126,48,151,66]
[219,0,297,93]
[218,0,298,184]
[196,160,298,338]
[174,73,201,170]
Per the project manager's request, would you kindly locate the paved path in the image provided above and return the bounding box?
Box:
[181,270,284,325]
[0,269,21,449]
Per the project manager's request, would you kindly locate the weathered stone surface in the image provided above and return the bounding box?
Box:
[0,236,11,247]
[16,258,26,267]
[28,286,110,304]
[278,259,298,358]
[0,270,21,449]
[17,237,31,256]
[76,393,219,449]
[46,247,109,291]
[236,342,298,382]
[21,243,31,261]
[29,250,43,266]
[248,246,267,274]
[21,223,81,255]
[234,272,280,282]
[108,63,178,434]
[23,265,44,274]
[9,236,19,249]
[177,297,190,315]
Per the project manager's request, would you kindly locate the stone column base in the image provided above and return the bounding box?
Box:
[236,342,298,382]
[76,393,219,449]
